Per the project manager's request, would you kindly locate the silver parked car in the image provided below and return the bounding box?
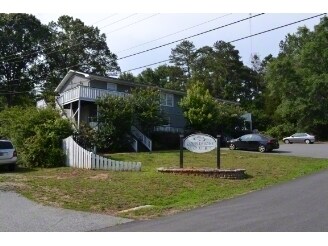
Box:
[0,140,17,171]
[283,133,315,144]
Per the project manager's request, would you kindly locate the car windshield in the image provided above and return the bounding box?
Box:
[0,141,14,149]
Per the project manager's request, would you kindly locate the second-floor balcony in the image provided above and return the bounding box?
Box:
[56,85,130,106]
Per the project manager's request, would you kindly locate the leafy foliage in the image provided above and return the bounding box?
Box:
[180,81,242,134]
[135,65,185,90]
[96,89,167,150]
[265,17,328,139]
[131,88,166,135]
[41,15,120,94]
[0,13,49,107]
[169,40,196,79]
[0,107,73,167]
[96,96,133,151]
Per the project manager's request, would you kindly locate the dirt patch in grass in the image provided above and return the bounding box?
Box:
[0,181,27,191]
[88,173,110,180]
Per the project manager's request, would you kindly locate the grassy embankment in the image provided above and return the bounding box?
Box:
[0,149,327,219]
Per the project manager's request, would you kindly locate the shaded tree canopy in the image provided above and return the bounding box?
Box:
[169,40,196,79]
[265,17,328,139]
[0,13,49,106]
[42,15,120,94]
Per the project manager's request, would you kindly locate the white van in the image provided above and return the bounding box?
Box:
[0,140,17,171]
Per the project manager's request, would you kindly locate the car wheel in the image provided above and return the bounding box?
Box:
[305,139,310,144]
[229,143,236,150]
[258,145,266,153]
[284,139,290,144]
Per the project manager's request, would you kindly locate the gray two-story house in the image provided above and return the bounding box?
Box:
[52,70,187,151]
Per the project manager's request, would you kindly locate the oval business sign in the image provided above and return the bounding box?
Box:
[184,133,217,153]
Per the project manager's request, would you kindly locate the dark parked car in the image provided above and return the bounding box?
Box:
[227,134,279,153]
[283,133,315,144]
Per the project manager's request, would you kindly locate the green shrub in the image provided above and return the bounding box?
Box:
[0,107,73,167]
[265,123,296,139]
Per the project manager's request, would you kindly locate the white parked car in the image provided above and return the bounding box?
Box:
[0,140,17,171]
[283,133,315,144]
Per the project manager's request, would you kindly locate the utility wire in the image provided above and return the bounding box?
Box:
[229,13,326,44]
[0,90,33,95]
[2,13,326,91]
[98,13,138,29]
[103,14,160,34]
[91,14,118,25]
[123,13,326,72]
[0,13,251,66]
[116,13,233,54]
[0,14,137,64]
[117,13,265,60]
[123,59,170,72]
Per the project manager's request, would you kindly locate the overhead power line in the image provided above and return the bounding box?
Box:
[229,13,326,43]
[123,13,326,72]
[0,13,255,66]
[98,13,138,29]
[117,13,265,60]
[123,59,170,72]
[0,90,33,95]
[104,14,160,34]
[91,14,118,25]
[116,13,233,54]
[0,14,138,64]
[1,13,326,93]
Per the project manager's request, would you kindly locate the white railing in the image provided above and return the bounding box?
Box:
[55,98,77,130]
[57,85,130,105]
[131,126,152,152]
[63,136,141,171]
[154,126,184,133]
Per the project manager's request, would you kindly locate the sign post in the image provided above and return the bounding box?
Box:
[183,133,221,169]
[217,135,221,169]
[180,134,184,168]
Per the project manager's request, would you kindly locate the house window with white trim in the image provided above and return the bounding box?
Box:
[107,82,117,91]
[160,92,174,107]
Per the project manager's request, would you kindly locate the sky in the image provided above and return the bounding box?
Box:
[2,0,328,76]
[33,13,324,76]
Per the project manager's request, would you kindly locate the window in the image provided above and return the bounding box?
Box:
[249,135,261,141]
[240,135,251,141]
[0,141,14,149]
[107,82,117,91]
[162,116,171,126]
[160,93,174,107]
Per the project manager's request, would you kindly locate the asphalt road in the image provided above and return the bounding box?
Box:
[99,168,328,232]
[97,143,328,232]
[0,191,132,232]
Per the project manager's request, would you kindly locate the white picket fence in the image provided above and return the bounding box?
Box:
[62,136,141,171]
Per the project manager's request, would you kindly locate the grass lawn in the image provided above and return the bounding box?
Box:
[1,149,328,219]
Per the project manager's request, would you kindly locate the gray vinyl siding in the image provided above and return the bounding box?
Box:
[61,75,89,92]
[160,94,186,128]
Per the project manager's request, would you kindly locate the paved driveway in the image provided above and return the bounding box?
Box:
[0,191,132,232]
[270,142,328,158]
